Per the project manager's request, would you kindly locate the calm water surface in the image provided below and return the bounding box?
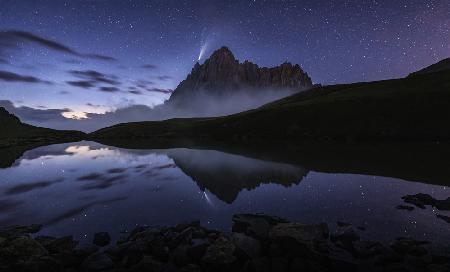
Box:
[0,141,449,250]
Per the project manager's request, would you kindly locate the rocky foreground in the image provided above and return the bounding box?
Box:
[0,214,449,272]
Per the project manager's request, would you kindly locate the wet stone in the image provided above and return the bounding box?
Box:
[81,252,114,271]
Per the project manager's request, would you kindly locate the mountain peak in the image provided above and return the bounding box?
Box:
[210,46,235,59]
[168,46,313,107]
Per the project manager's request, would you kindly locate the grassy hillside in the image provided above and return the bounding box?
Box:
[91,70,450,142]
[0,107,85,147]
[409,58,450,76]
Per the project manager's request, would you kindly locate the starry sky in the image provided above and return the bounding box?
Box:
[0,0,449,120]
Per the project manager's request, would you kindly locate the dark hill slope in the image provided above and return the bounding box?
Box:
[91,70,450,142]
[0,107,85,147]
[409,57,450,76]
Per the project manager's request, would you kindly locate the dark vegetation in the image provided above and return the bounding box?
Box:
[0,107,85,149]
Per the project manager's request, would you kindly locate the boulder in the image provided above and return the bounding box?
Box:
[269,222,329,256]
[232,214,287,239]
[352,241,385,258]
[81,252,114,271]
[0,224,42,238]
[1,236,48,258]
[201,236,237,269]
[129,255,163,272]
[232,233,261,259]
[44,236,78,254]
[390,238,429,256]
[331,224,360,250]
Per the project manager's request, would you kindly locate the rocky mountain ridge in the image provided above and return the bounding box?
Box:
[167,47,313,106]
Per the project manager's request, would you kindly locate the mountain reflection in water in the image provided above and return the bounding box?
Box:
[0,141,449,250]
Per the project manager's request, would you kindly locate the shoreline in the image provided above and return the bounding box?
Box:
[1,214,449,271]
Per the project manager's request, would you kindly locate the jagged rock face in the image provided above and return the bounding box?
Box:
[168,47,313,106]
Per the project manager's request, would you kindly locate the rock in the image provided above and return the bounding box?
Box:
[81,252,114,271]
[181,263,202,272]
[0,224,42,238]
[35,235,56,246]
[44,236,78,254]
[396,205,415,211]
[374,248,404,266]
[16,255,63,272]
[352,241,385,258]
[337,221,352,227]
[0,236,48,258]
[244,257,270,272]
[129,255,163,272]
[171,245,191,266]
[0,236,6,246]
[175,220,201,232]
[93,232,111,247]
[331,224,360,250]
[436,214,450,223]
[232,233,261,259]
[402,193,435,209]
[427,263,450,272]
[186,238,209,262]
[232,214,287,239]
[390,238,429,256]
[271,257,289,271]
[192,229,207,239]
[269,222,329,256]
[201,236,237,268]
[401,193,450,211]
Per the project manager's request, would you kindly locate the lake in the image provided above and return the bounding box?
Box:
[0,141,449,252]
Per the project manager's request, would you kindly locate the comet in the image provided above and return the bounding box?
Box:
[198,42,208,61]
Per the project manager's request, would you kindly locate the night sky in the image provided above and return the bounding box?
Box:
[0,0,449,120]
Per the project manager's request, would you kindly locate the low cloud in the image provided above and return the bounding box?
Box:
[0,70,51,84]
[0,100,69,123]
[1,87,298,132]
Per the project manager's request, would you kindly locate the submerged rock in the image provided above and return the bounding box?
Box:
[402,193,450,210]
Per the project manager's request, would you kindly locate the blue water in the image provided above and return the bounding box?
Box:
[0,141,449,251]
